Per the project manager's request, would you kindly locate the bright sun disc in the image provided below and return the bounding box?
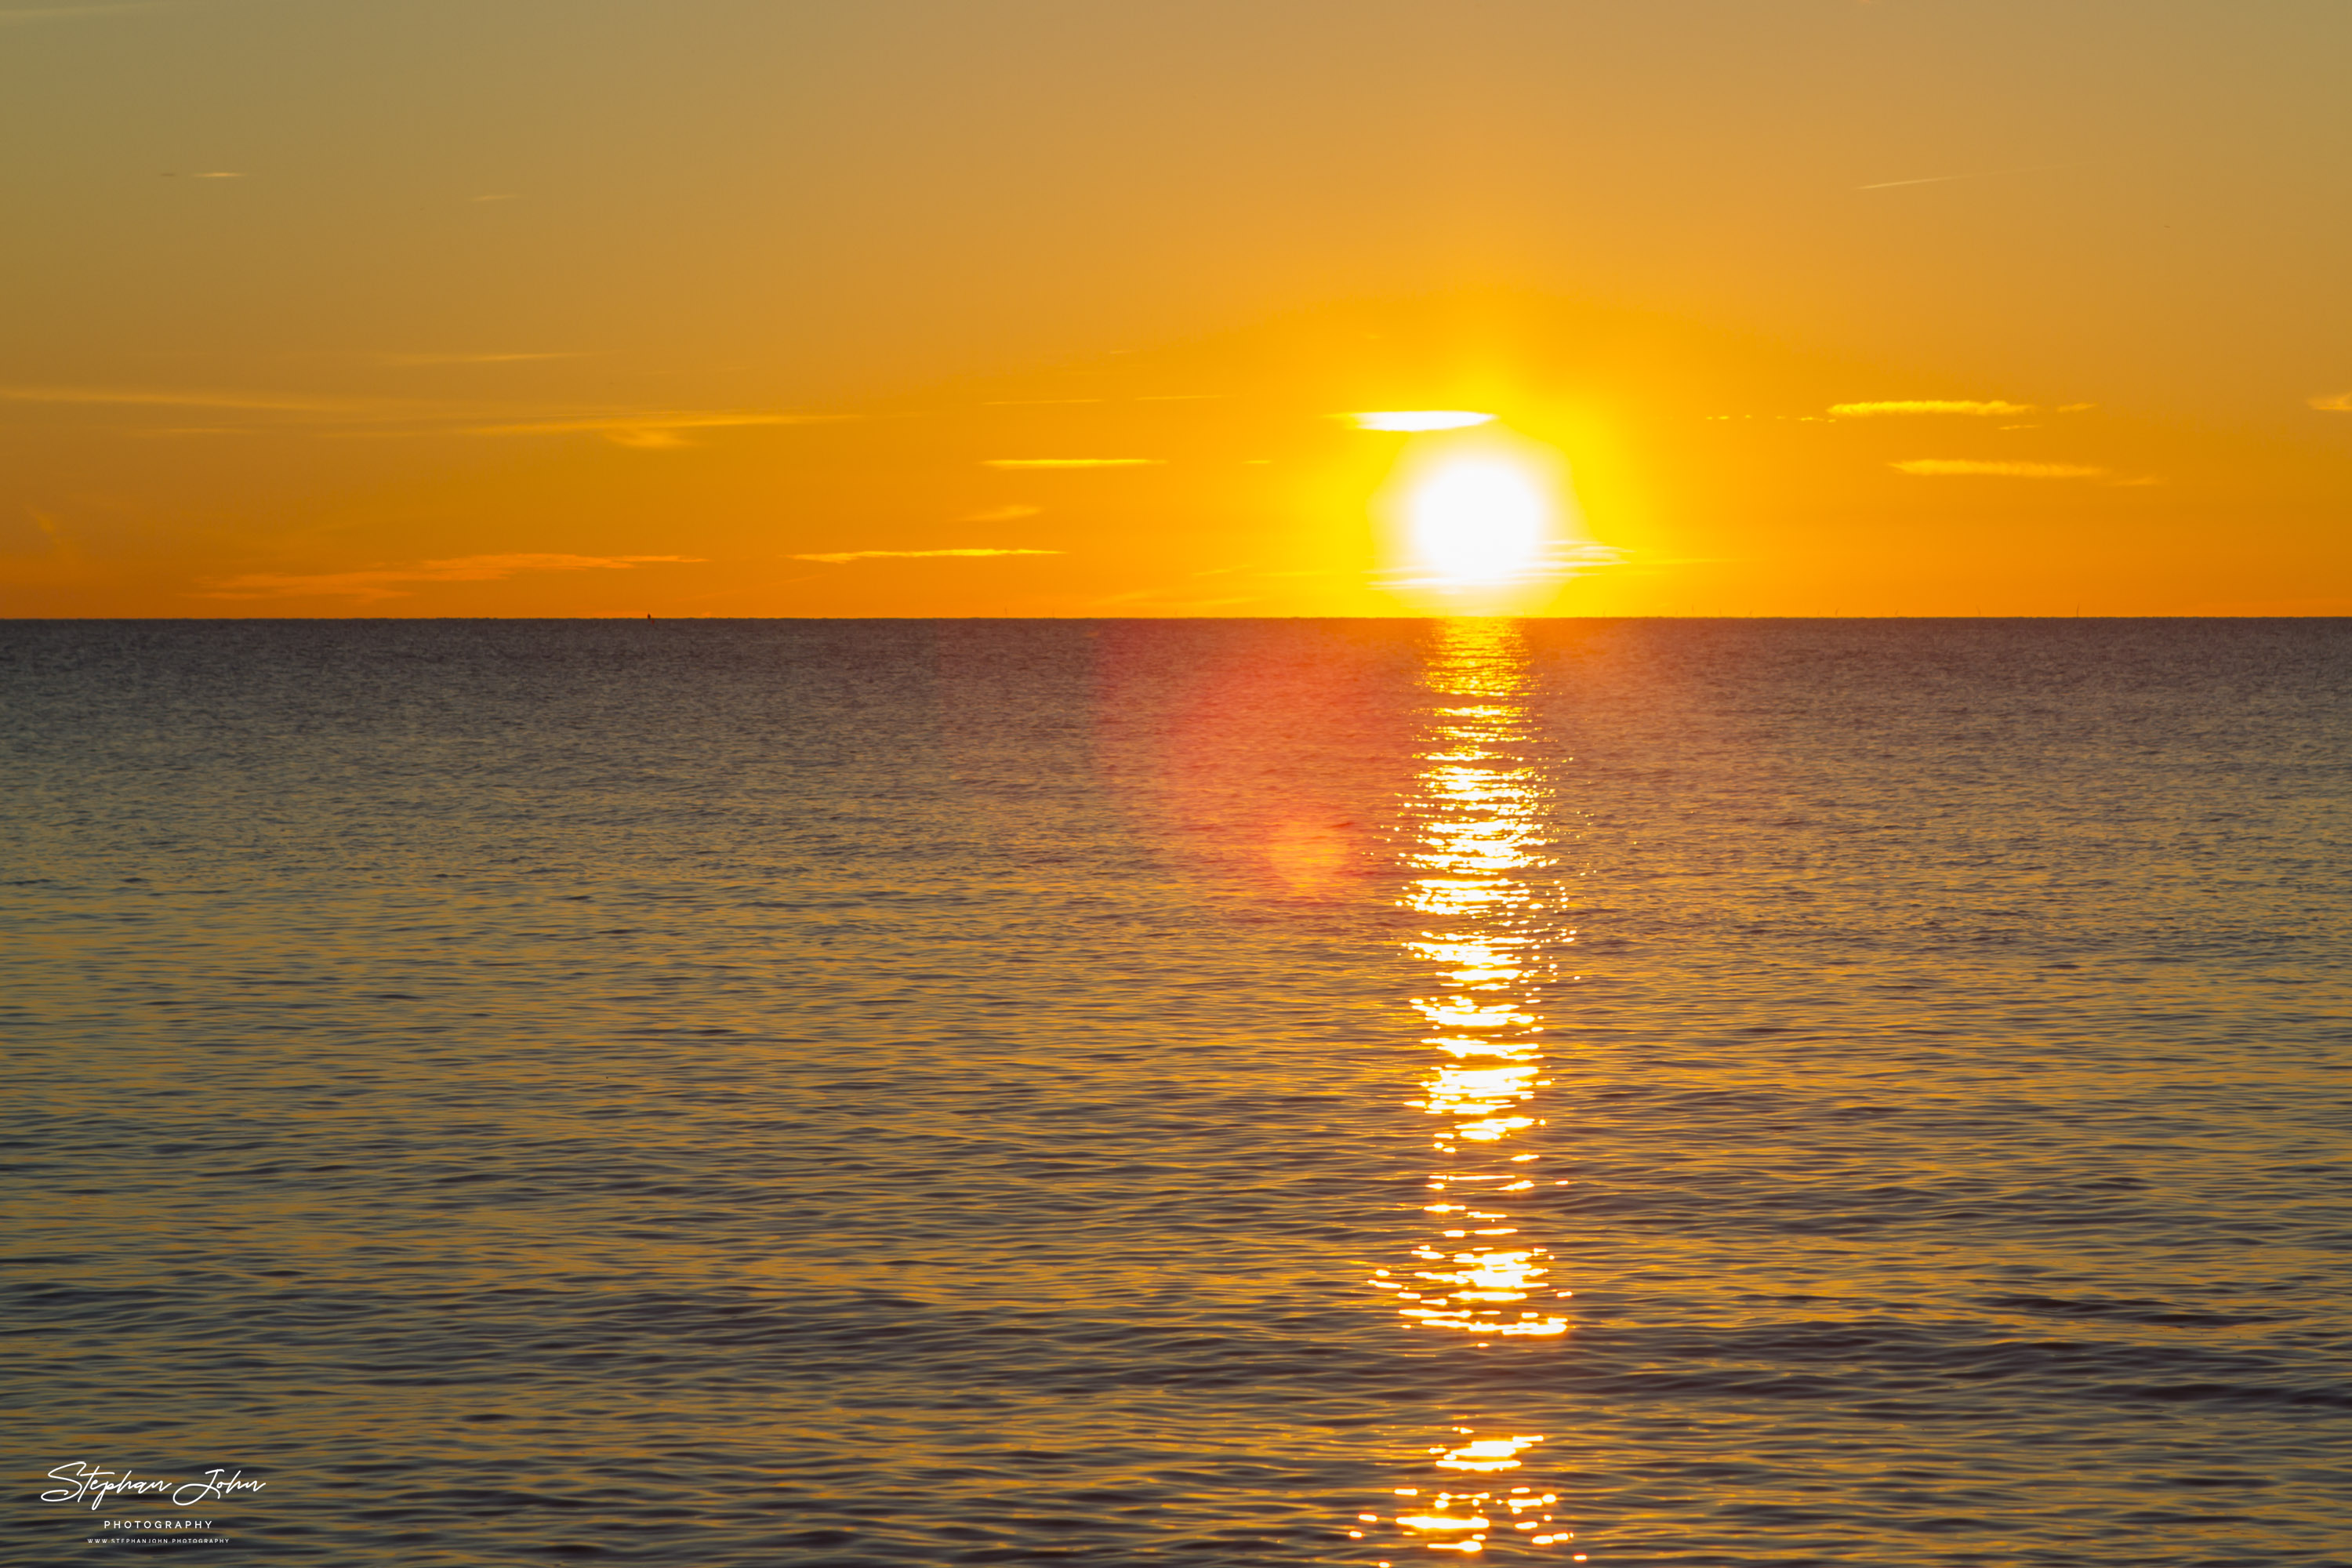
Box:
[1409,459,1548,584]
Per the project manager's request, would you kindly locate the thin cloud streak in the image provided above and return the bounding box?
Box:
[468,411,854,447]
[0,384,851,445]
[377,352,587,367]
[2310,393,2352,412]
[1345,411,1494,431]
[1857,162,2087,191]
[1891,459,2107,478]
[790,548,1063,564]
[1831,400,2035,418]
[0,2,174,22]
[982,458,1165,468]
[1373,541,1628,591]
[0,384,400,414]
[198,553,702,601]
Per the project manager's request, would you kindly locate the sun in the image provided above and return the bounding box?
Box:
[1366,422,1591,612]
[1407,458,1550,586]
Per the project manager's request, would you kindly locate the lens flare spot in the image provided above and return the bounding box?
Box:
[1266,818,1348,895]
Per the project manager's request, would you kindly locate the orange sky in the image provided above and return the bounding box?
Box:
[4,0,2348,617]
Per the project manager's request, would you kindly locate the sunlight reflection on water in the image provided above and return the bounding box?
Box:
[1356,621,1575,1563]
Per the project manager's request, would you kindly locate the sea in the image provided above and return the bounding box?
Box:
[4,618,2347,1566]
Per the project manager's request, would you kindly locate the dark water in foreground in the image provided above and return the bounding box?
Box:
[4,618,2348,1566]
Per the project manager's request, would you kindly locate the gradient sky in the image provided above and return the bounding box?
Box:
[5,0,2349,617]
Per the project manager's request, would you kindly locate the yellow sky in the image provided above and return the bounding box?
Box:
[4,0,2349,616]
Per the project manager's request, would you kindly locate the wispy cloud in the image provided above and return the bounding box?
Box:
[1832,400,2036,418]
[2,383,847,446]
[962,504,1041,521]
[789,547,1063,564]
[1375,540,1628,590]
[0,383,396,414]
[468,412,854,447]
[3,384,854,453]
[1857,173,1980,191]
[376,351,585,367]
[0,2,173,23]
[1857,162,2085,191]
[2310,392,2352,412]
[198,553,701,601]
[1891,459,2107,478]
[1345,411,1494,431]
[982,458,1164,469]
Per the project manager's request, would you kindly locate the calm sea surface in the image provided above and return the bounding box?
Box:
[4,619,2348,1566]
